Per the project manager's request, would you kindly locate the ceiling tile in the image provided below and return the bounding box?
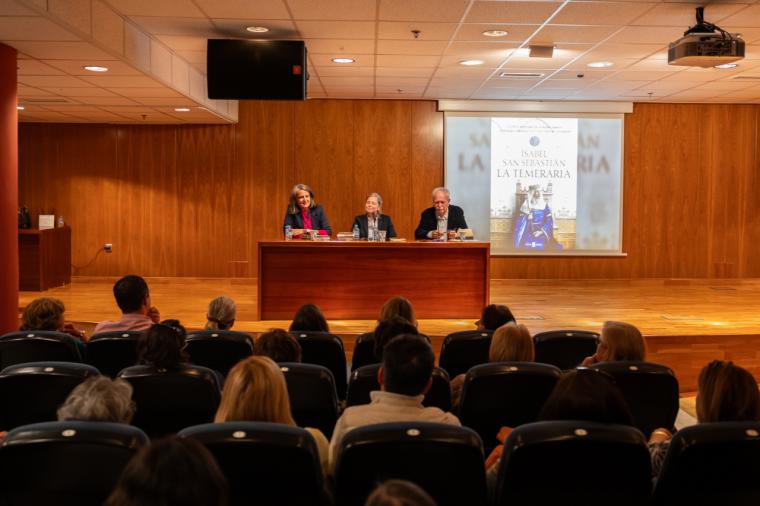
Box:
[39,86,118,96]
[377,39,449,55]
[296,20,376,39]
[713,5,760,28]
[632,3,747,27]
[44,59,144,75]
[534,25,620,44]
[288,0,377,20]
[134,96,197,105]
[104,0,207,17]
[129,16,216,36]
[376,66,434,77]
[380,0,470,22]
[17,60,66,76]
[306,39,376,54]
[376,54,440,66]
[550,1,657,26]
[466,1,563,24]
[19,75,93,87]
[314,65,375,77]
[606,26,683,44]
[211,19,298,38]
[0,16,80,41]
[73,96,143,105]
[378,22,458,41]
[10,41,118,60]
[194,0,290,19]
[79,75,164,87]
[310,53,375,66]
[155,35,207,51]
[320,76,375,86]
[455,23,538,43]
[0,2,37,15]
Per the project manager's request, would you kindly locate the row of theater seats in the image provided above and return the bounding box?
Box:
[2,418,760,506]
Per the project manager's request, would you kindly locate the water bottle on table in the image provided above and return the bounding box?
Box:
[285,225,293,240]
[352,224,360,241]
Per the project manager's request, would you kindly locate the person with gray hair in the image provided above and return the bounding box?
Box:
[414,187,468,240]
[352,192,397,240]
[282,183,332,238]
[57,376,135,423]
[205,296,236,330]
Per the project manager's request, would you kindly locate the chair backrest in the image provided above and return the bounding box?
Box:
[653,422,760,506]
[179,422,325,506]
[293,331,347,399]
[0,331,83,369]
[185,330,254,377]
[346,364,452,412]
[350,332,377,371]
[0,421,148,506]
[334,422,486,506]
[0,361,100,430]
[279,362,339,439]
[495,421,651,506]
[438,330,492,377]
[118,363,221,437]
[533,329,599,370]
[589,361,680,436]
[458,362,562,453]
[86,331,141,377]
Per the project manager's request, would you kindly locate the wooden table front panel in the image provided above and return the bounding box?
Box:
[19,227,72,291]
[258,241,490,320]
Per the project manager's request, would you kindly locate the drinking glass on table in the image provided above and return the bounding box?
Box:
[458,229,467,242]
[378,230,387,242]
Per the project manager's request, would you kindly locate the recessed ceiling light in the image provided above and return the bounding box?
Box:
[483,30,509,37]
[459,59,484,66]
[246,26,269,33]
[174,107,191,112]
[715,63,737,69]
[83,65,109,72]
[332,57,355,63]
[587,61,613,68]
[16,105,24,110]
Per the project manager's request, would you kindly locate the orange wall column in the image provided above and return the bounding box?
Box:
[0,43,18,334]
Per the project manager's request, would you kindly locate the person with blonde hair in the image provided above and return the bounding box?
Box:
[20,297,87,342]
[352,192,397,240]
[378,296,416,327]
[582,320,646,365]
[205,296,236,330]
[215,356,329,473]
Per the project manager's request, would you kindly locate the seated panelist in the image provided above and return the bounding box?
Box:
[414,187,468,240]
[353,192,397,240]
[283,183,332,237]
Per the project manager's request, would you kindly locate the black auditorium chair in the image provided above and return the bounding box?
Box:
[184,330,254,377]
[0,421,148,506]
[0,331,83,369]
[533,329,599,370]
[118,363,222,437]
[279,362,339,439]
[86,330,141,377]
[179,422,328,506]
[350,332,377,371]
[588,361,679,437]
[494,421,651,506]
[334,422,487,506]
[0,361,100,430]
[653,422,760,506]
[293,331,348,399]
[438,330,493,378]
[345,364,452,412]
[458,362,562,453]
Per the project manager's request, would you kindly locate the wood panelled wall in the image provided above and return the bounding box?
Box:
[18,101,760,279]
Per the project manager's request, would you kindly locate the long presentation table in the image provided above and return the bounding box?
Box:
[258,241,490,320]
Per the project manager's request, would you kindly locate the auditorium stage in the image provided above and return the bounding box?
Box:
[18,277,760,392]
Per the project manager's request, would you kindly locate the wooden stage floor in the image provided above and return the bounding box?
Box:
[19,277,760,392]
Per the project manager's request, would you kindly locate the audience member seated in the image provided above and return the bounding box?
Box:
[214,355,329,474]
[94,275,160,334]
[289,303,330,333]
[648,360,760,477]
[204,296,236,331]
[365,479,437,506]
[253,328,302,363]
[379,296,417,327]
[57,375,135,424]
[373,317,420,361]
[20,297,87,343]
[581,320,646,366]
[485,368,634,490]
[476,304,515,331]
[329,334,460,471]
[104,436,228,506]
[137,320,188,371]
[450,322,534,409]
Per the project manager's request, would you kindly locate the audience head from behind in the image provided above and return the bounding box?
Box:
[583,320,646,366]
[365,479,437,506]
[104,436,228,506]
[289,303,329,333]
[137,319,188,371]
[697,360,760,423]
[477,304,516,331]
[57,375,135,424]
[113,275,152,315]
[205,296,236,331]
[379,296,417,327]
[374,316,420,360]
[20,297,66,331]
[254,328,302,363]
[380,334,435,397]
[489,322,534,362]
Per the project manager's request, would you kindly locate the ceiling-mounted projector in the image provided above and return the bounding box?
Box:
[668,6,744,68]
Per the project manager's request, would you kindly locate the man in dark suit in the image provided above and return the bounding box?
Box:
[414,187,468,240]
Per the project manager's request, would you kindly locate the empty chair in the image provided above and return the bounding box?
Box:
[334,422,486,506]
[533,330,599,370]
[458,362,562,453]
[118,363,221,437]
[350,332,376,371]
[346,364,452,412]
[179,422,327,506]
[294,331,348,398]
[438,330,492,377]
[494,421,651,506]
[0,420,148,506]
[86,330,141,377]
[185,330,254,376]
[280,362,339,439]
[588,361,679,437]
[0,361,100,430]
[0,331,83,369]
[653,422,760,506]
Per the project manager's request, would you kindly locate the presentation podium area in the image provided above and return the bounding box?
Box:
[258,241,490,320]
[19,226,71,291]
